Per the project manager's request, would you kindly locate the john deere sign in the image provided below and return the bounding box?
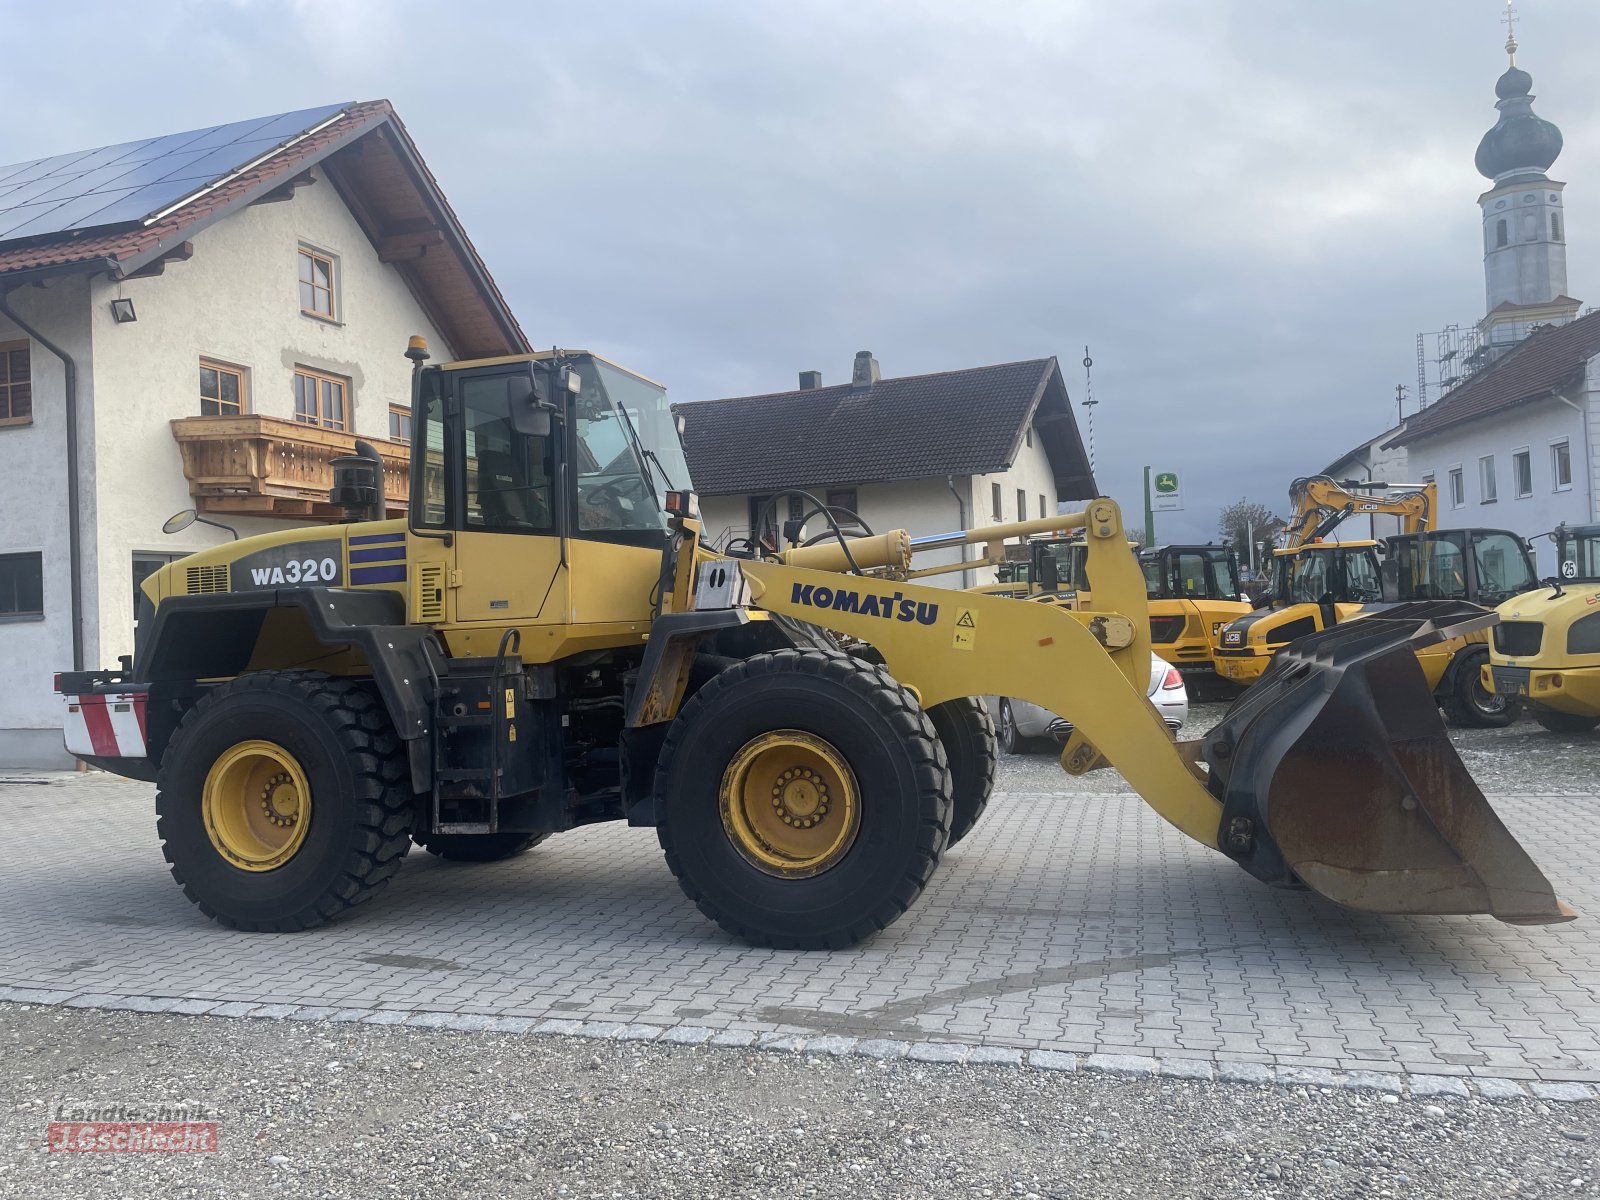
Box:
[1152,469,1183,512]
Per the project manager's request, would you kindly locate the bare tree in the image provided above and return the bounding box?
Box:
[1217,499,1285,574]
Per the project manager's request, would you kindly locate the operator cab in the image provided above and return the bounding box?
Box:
[1268,541,1383,607]
[1139,545,1243,603]
[410,349,691,547]
[1384,528,1536,606]
[1556,524,1600,582]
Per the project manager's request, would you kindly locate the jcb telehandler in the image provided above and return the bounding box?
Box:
[1484,522,1600,733]
[55,342,1573,946]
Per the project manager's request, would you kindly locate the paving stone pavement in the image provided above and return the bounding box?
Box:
[2,760,1598,1098]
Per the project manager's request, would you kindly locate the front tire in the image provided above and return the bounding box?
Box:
[155,671,412,931]
[1532,706,1600,734]
[1441,649,1515,729]
[927,697,997,847]
[655,650,951,949]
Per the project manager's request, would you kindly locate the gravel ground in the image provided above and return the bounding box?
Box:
[2,1004,1597,1199]
[1000,701,1599,797]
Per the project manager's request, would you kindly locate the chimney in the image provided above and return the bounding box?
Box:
[851,351,880,390]
[798,370,822,390]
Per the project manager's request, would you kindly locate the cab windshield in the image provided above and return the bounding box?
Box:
[571,358,691,533]
[1163,549,1240,601]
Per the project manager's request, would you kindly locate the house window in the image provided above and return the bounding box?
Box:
[293,367,349,431]
[0,339,30,427]
[388,404,412,442]
[1025,426,1033,448]
[1448,466,1465,508]
[1496,219,1508,248]
[1552,439,1572,490]
[824,487,858,518]
[1552,213,1563,242]
[1017,489,1027,524]
[0,551,43,619]
[991,482,1002,521]
[298,247,337,319]
[1512,448,1532,498]
[1039,494,1047,519]
[199,359,247,416]
[1479,454,1497,503]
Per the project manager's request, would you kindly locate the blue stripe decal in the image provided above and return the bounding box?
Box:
[349,532,405,546]
[350,546,406,564]
[351,565,407,584]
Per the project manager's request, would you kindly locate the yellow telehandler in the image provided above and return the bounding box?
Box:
[55,343,1572,946]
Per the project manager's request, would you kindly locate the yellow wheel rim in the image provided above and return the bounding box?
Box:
[201,740,312,872]
[719,730,861,878]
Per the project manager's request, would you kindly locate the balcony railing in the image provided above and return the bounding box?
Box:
[170,414,409,520]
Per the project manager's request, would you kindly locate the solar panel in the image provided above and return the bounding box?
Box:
[0,102,352,245]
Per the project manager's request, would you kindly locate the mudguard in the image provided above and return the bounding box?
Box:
[1203,601,1574,925]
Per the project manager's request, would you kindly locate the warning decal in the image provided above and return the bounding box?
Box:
[953,608,977,651]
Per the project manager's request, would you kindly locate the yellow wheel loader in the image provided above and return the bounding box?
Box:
[54,342,1573,945]
[985,536,1250,693]
[1484,523,1600,733]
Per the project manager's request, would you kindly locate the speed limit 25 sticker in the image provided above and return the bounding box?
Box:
[233,541,344,589]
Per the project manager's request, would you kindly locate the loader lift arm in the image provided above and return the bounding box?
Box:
[736,498,1570,927]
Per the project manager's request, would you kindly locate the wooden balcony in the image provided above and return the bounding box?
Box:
[170,415,410,520]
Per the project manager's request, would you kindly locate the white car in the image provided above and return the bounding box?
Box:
[997,653,1189,754]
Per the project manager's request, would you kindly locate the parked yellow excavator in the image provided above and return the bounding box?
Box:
[54,345,1572,946]
[1484,522,1600,733]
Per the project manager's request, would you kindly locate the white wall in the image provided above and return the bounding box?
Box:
[1404,389,1593,576]
[1321,437,1414,542]
[0,275,93,763]
[0,167,457,763]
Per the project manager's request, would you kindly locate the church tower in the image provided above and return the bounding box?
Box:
[1475,9,1579,346]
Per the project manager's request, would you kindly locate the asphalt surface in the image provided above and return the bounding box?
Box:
[3,1003,1597,1200]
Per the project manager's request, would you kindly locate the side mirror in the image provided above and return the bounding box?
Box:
[162,509,198,534]
[506,372,554,439]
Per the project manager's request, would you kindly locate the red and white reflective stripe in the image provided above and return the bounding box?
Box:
[63,693,148,759]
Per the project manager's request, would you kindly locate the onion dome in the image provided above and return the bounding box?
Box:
[1475,63,1563,180]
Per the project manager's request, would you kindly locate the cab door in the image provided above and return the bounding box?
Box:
[411,365,568,629]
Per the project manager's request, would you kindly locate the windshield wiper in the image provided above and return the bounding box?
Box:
[612,403,677,491]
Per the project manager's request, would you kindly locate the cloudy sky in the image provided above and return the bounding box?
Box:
[3,0,1597,541]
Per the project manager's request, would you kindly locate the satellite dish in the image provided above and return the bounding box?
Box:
[162,509,198,535]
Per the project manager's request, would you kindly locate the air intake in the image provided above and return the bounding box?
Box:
[184,564,230,594]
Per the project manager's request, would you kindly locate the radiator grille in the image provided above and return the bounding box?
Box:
[1493,620,1543,657]
[415,563,446,623]
[184,564,230,594]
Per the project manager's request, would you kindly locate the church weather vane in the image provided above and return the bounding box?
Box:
[1503,1,1519,64]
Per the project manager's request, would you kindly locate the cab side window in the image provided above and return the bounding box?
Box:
[461,375,555,533]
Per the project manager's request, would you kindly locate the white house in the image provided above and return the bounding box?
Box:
[0,101,526,766]
[676,352,1096,587]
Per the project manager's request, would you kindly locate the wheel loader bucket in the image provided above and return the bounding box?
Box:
[1202,601,1575,926]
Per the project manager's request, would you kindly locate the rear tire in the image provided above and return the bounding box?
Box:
[927,697,997,847]
[155,671,412,931]
[1441,649,1515,729]
[1532,706,1600,734]
[655,650,951,949]
[413,831,548,862]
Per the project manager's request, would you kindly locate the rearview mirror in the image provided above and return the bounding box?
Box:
[506,372,554,439]
[162,509,198,534]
